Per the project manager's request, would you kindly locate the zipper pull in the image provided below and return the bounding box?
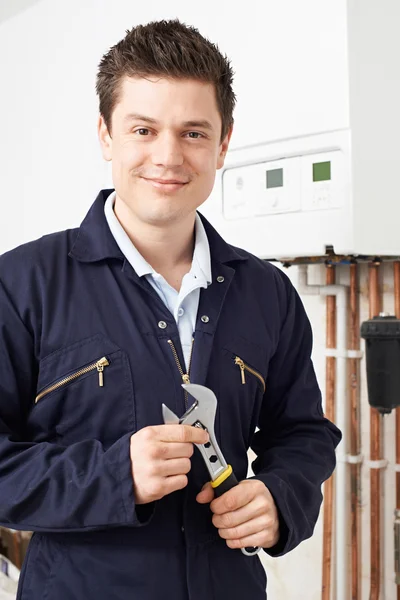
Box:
[96,357,110,387]
[182,374,190,385]
[235,357,246,384]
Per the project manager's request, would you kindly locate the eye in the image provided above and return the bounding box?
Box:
[134,128,150,136]
[186,132,204,139]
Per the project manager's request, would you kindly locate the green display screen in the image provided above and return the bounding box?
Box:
[266,168,283,189]
[313,161,331,182]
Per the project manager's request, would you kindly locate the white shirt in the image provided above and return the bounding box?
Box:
[104,192,212,371]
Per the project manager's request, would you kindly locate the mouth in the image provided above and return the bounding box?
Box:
[142,177,189,192]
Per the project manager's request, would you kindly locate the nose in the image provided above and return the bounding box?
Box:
[151,132,184,169]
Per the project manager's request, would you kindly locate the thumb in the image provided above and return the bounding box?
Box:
[196,481,215,504]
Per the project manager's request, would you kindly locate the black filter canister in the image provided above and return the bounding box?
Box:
[360,314,400,414]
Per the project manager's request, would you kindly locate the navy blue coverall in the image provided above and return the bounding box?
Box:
[0,189,341,599]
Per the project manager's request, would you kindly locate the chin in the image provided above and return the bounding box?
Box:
[143,207,192,226]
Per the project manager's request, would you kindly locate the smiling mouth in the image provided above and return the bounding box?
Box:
[142,177,189,191]
[144,178,189,184]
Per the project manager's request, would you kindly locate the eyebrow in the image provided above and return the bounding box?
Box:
[123,113,214,131]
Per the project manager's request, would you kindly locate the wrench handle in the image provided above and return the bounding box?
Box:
[211,466,261,557]
[212,466,238,498]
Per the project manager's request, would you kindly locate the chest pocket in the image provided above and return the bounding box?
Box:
[29,333,135,447]
[217,336,269,449]
[223,336,267,393]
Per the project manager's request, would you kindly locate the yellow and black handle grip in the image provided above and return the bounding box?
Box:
[210,465,261,556]
[211,464,238,498]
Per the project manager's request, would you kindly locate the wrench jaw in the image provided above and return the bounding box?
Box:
[161,400,200,426]
[178,400,200,426]
[162,384,228,482]
[161,404,180,424]
[181,383,217,430]
[180,383,228,482]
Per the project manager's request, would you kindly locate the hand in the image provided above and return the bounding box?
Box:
[130,424,209,504]
[197,478,280,550]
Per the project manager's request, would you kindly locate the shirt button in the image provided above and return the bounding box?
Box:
[178,308,184,317]
[217,276,225,283]
[158,321,167,329]
[201,315,210,323]
[181,526,185,532]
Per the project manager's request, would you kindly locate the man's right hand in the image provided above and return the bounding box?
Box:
[130,424,209,505]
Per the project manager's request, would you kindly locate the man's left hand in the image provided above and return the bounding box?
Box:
[196,479,280,550]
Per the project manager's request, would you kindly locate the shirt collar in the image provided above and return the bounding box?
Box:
[191,210,212,285]
[104,191,212,284]
[104,191,153,278]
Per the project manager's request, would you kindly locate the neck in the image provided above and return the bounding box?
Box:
[113,196,196,275]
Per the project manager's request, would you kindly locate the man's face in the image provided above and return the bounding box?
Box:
[98,75,232,226]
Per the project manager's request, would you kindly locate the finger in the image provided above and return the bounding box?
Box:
[160,457,192,477]
[162,474,189,496]
[150,442,195,460]
[217,515,269,541]
[212,498,265,529]
[156,424,209,445]
[210,483,257,515]
[225,532,266,550]
[196,482,214,504]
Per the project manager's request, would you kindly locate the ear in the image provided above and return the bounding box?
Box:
[98,115,113,161]
[216,124,234,170]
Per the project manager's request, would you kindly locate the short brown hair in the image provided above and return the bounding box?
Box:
[96,19,236,142]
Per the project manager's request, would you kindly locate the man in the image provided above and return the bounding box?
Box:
[0,19,341,600]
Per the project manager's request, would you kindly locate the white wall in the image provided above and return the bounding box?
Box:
[1,1,398,598]
[0,0,42,24]
[0,0,350,254]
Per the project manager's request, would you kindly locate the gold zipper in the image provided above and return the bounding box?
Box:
[35,357,110,404]
[234,357,266,392]
[168,339,194,408]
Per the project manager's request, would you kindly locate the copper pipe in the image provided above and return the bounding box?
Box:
[12,530,21,570]
[322,265,336,600]
[369,262,383,600]
[393,262,400,600]
[349,263,361,599]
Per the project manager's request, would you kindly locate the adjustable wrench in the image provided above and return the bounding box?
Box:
[162,382,261,557]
